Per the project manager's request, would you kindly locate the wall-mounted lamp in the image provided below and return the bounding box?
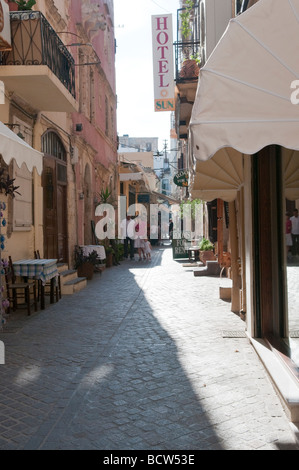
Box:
[74,61,101,66]
[5,123,27,140]
[17,131,25,140]
[57,34,101,66]
[79,192,84,200]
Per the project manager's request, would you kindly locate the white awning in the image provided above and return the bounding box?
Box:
[191,147,244,202]
[190,0,299,163]
[0,121,43,174]
[119,172,143,181]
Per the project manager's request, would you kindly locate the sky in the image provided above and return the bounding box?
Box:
[114,0,180,152]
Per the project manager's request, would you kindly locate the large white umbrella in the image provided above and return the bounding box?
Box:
[190,0,299,164]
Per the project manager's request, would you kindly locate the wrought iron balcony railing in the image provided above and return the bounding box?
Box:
[174,40,201,82]
[174,4,201,83]
[0,11,76,99]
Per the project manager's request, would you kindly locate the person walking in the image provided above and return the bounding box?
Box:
[144,238,152,261]
[120,215,135,260]
[290,208,299,256]
[134,213,147,261]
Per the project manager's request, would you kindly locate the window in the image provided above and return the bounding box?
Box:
[12,162,33,231]
[42,131,66,162]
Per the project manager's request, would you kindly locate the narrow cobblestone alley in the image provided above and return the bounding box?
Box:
[0,245,298,451]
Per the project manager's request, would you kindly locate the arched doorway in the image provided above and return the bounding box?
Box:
[83,163,93,244]
[42,130,68,262]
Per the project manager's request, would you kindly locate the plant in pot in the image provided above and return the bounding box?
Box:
[179,0,201,79]
[198,237,216,265]
[74,246,98,280]
[7,0,36,11]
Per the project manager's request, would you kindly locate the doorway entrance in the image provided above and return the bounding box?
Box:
[42,131,68,263]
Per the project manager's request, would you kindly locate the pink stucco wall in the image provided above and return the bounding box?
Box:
[67,0,118,245]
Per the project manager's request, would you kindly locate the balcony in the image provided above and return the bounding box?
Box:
[174,4,200,140]
[0,11,78,112]
[174,4,200,84]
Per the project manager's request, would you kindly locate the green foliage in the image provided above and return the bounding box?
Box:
[10,0,36,10]
[74,246,99,268]
[190,53,201,65]
[180,199,203,220]
[0,168,20,198]
[199,237,214,251]
[180,0,194,39]
[98,188,112,203]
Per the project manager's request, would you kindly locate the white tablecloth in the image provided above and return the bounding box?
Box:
[80,245,106,260]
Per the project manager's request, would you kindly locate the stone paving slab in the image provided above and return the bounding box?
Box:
[0,245,298,450]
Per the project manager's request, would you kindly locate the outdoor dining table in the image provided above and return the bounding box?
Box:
[12,259,59,310]
[79,245,106,260]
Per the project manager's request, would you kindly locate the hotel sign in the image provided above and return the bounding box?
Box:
[174,171,189,187]
[152,14,175,113]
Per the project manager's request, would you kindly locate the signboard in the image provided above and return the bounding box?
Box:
[0,0,11,51]
[172,236,191,259]
[174,171,189,187]
[152,14,175,113]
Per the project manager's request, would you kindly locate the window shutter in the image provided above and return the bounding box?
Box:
[13,163,32,231]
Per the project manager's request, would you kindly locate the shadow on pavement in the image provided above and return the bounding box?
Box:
[0,246,223,450]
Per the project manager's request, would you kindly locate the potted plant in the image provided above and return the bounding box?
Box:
[8,0,36,11]
[179,0,201,79]
[198,237,216,265]
[104,246,115,268]
[74,246,98,280]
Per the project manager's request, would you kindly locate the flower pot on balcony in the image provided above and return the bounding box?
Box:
[7,2,18,11]
[179,59,200,79]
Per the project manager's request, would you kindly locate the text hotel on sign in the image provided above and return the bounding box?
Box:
[152,14,175,113]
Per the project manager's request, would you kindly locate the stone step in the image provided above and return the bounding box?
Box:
[56,263,88,295]
[194,260,221,277]
[60,269,78,284]
[62,277,87,295]
[57,263,68,273]
[219,278,232,301]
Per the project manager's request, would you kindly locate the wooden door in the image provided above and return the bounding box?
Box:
[43,157,68,262]
[43,157,57,259]
[57,183,68,262]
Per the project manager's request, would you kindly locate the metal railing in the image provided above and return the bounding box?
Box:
[174,4,201,82]
[174,40,201,82]
[0,11,76,99]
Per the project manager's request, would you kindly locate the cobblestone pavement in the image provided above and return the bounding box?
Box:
[0,244,298,450]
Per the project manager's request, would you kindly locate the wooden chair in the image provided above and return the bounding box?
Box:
[34,250,61,302]
[3,258,37,316]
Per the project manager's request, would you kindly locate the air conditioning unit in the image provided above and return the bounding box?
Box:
[0,0,11,51]
[200,0,233,65]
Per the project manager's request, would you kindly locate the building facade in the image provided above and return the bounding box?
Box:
[188,0,299,421]
[0,0,117,266]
